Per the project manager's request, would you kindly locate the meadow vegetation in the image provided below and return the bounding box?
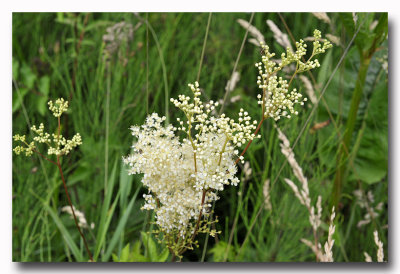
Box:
[12,12,388,262]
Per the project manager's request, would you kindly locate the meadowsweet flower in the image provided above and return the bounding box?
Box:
[255,29,332,120]
[124,82,257,254]
[48,98,68,117]
[13,98,82,157]
[124,30,332,259]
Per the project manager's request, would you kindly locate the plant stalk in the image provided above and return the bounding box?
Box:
[332,56,371,209]
[57,156,93,261]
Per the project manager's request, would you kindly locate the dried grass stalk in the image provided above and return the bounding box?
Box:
[225,71,241,94]
[373,230,384,262]
[263,179,272,211]
[299,75,317,105]
[325,34,341,46]
[237,19,265,46]
[312,13,331,24]
[266,20,292,50]
[364,252,373,262]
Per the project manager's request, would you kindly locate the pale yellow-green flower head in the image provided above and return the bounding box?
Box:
[13,98,82,157]
[48,98,69,117]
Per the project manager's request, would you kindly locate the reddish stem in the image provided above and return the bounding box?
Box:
[191,189,207,242]
[57,156,93,262]
[33,149,57,165]
[234,117,265,165]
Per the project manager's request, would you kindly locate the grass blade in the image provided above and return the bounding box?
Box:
[42,203,84,262]
[93,158,119,261]
[102,186,141,261]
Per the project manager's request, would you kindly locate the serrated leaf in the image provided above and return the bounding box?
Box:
[209,241,236,262]
[156,248,170,262]
[20,63,36,89]
[141,231,158,261]
[111,253,119,262]
[119,243,131,261]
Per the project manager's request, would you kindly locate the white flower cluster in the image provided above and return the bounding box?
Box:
[255,29,332,121]
[124,82,258,238]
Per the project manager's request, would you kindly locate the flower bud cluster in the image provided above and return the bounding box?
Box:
[13,98,82,158]
[13,134,35,156]
[47,133,82,156]
[48,98,69,117]
[256,29,332,120]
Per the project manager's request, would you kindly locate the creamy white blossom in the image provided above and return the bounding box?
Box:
[124,82,257,240]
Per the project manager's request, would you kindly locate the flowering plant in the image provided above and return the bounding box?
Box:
[124,29,332,261]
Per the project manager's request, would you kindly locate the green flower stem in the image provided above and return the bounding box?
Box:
[332,56,371,209]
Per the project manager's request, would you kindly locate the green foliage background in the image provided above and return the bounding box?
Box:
[12,12,388,262]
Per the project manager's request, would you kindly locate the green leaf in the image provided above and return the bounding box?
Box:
[141,232,158,261]
[12,59,19,80]
[20,63,36,89]
[209,241,236,262]
[67,162,91,187]
[38,76,50,96]
[353,13,375,51]
[111,241,150,262]
[93,158,119,261]
[339,13,355,38]
[371,13,388,50]
[42,203,84,262]
[130,241,149,262]
[119,158,133,210]
[120,243,131,261]
[156,248,170,262]
[102,186,141,261]
[12,87,29,113]
[352,81,388,184]
[111,253,119,262]
[317,50,332,86]
[37,76,50,116]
